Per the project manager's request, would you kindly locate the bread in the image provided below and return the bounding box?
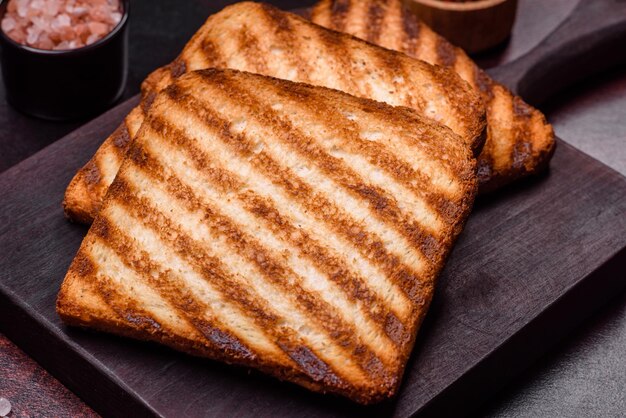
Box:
[57,68,479,403]
[310,0,555,192]
[62,1,485,224]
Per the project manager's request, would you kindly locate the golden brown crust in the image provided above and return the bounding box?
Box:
[311,0,555,193]
[58,68,478,404]
[62,1,484,224]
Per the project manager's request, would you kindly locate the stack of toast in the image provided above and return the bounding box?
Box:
[56,1,555,404]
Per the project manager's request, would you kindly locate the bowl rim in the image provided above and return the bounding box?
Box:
[410,0,513,12]
[0,0,129,55]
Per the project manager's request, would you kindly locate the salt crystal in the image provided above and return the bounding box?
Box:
[71,6,88,17]
[1,16,16,33]
[59,26,74,41]
[44,1,60,17]
[110,11,122,26]
[75,23,88,41]
[10,27,26,43]
[88,21,108,36]
[0,397,11,417]
[31,0,44,11]
[54,40,70,50]
[16,0,28,18]
[89,5,109,22]
[26,26,40,45]
[49,30,61,43]
[58,13,71,27]
[37,33,54,49]
[31,16,45,31]
[86,33,99,45]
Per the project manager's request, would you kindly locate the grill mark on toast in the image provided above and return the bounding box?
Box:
[200,38,224,68]
[132,123,408,357]
[306,22,361,95]
[170,59,187,79]
[111,121,131,151]
[330,0,350,32]
[400,3,420,56]
[436,37,457,67]
[147,101,415,321]
[280,344,343,386]
[135,119,411,345]
[237,26,269,73]
[477,152,495,186]
[365,1,385,44]
[512,96,533,119]
[108,178,370,385]
[511,96,534,171]
[259,3,313,80]
[369,46,416,103]
[141,91,157,113]
[82,160,101,186]
[187,77,444,261]
[164,87,427,306]
[474,69,494,100]
[374,0,404,53]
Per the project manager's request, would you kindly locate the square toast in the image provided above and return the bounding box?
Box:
[57,69,479,403]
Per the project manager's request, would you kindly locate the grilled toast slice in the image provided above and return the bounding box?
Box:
[57,68,478,403]
[62,1,485,224]
[311,0,555,192]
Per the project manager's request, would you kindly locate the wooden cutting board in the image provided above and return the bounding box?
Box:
[1,1,626,417]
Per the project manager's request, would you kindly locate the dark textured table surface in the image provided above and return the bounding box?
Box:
[0,0,624,417]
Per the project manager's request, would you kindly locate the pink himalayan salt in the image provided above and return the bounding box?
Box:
[1,0,122,51]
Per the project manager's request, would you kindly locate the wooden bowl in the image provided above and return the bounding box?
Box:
[404,0,518,54]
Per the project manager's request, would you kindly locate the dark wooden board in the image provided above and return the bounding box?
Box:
[2,115,625,417]
[2,1,626,417]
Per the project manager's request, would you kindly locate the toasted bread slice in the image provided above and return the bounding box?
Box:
[311,0,555,192]
[57,68,478,403]
[63,1,485,224]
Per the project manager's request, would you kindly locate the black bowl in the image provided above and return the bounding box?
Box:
[0,0,129,120]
